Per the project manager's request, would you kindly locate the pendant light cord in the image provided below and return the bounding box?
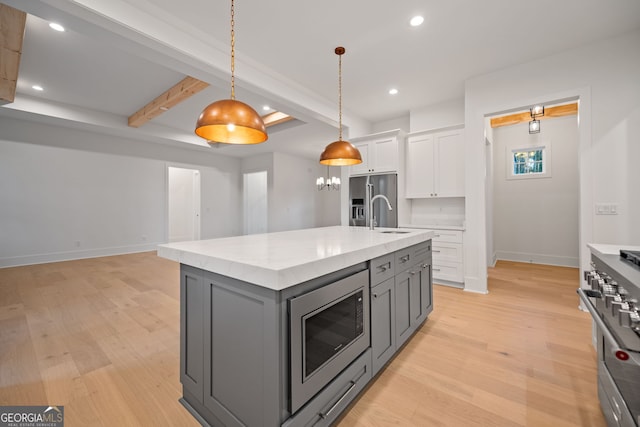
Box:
[230,0,236,100]
[338,50,343,141]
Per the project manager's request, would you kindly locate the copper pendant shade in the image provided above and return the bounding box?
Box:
[319,47,362,166]
[195,99,267,144]
[319,140,362,165]
[195,0,268,145]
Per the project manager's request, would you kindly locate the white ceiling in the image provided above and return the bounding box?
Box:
[2,0,640,160]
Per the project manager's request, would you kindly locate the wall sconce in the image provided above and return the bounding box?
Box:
[528,104,543,133]
[530,105,545,118]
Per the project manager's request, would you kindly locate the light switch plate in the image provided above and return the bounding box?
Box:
[595,203,619,215]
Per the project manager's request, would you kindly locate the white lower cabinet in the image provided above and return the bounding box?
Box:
[431,229,464,285]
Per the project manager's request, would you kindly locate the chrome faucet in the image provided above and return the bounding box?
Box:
[368,183,393,230]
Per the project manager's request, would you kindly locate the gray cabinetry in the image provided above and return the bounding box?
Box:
[394,267,420,347]
[180,268,284,427]
[370,277,396,374]
[177,239,432,426]
[282,350,372,427]
[369,240,432,375]
[395,241,433,348]
[180,265,205,404]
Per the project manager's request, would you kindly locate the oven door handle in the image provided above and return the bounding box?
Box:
[578,288,626,356]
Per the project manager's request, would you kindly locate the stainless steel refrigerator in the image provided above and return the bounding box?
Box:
[349,174,397,228]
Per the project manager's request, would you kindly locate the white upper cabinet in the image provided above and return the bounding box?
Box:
[350,131,400,176]
[406,127,465,198]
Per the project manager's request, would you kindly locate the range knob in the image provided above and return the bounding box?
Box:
[611,300,630,316]
[619,309,640,335]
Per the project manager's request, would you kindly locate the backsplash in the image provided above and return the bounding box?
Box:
[409,197,465,227]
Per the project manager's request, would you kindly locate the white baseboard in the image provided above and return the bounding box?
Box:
[488,252,497,267]
[462,275,489,294]
[494,250,579,268]
[0,243,162,268]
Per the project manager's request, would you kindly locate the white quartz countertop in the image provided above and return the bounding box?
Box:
[399,223,465,231]
[157,226,433,290]
[587,243,640,256]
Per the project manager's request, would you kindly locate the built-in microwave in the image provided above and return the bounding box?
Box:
[288,269,370,413]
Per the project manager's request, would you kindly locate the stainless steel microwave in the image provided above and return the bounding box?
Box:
[288,269,370,413]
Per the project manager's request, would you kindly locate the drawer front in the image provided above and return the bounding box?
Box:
[432,242,462,263]
[370,253,395,286]
[282,349,372,427]
[432,260,464,283]
[431,229,463,243]
[412,241,432,263]
[395,247,414,272]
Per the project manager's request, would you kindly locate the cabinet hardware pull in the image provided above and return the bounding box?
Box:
[433,250,441,253]
[400,255,410,263]
[409,271,416,276]
[377,262,390,272]
[373,293,378,299]
[434,234,441,238]
[433,268,441,272]
[422,264,428,269]
[319,380,357,420]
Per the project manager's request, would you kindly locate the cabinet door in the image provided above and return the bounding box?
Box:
[417,261,433,320]
[394,270,413,347]
[350,142,370,175]
[370,278,396,375]
[180,266,204,403]
[371,137,398,173]
[434,130,464,197]
[203,276,268,427]
[406,134,435,198]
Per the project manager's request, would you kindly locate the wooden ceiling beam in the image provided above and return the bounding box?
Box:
[490,102,578,128]
[262,111,294,128]
[0,4,27,104]
[128,76,210,127]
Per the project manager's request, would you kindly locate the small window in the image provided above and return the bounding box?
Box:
[507,144,551,180]
[513,148,544,175]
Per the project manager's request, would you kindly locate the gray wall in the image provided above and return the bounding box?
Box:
[0,117,339,267]
[463,29,640,293]
[492,115,579,267]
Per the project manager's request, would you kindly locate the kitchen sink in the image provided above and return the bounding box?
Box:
[379,230,410,234]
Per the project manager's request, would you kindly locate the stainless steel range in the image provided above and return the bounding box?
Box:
[580,247,640,427]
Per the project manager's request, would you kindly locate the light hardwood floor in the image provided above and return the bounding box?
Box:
[0,254,605,426]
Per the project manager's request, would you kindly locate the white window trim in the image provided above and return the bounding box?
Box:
[506,142,552,180]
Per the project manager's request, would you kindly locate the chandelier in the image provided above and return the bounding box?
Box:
[317,166,341,191]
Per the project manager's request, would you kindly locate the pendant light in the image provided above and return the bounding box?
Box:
[195,0,268,145]
[319,47,362,166]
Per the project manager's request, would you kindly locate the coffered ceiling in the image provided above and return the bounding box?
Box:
[1,0,639,160]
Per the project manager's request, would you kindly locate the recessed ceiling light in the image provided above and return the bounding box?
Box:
[389,88,398,95]
[410,16,424,27]
[49,22,65,32]
[32,85,44,91]
[263,105,271,111]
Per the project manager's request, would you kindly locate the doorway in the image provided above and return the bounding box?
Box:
[168,166,201,242]
[486,102,580,269]
[243,170,267,235]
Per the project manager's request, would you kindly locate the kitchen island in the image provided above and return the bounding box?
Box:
[158,226,434,427]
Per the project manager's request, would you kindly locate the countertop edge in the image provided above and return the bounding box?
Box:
[399,224,465,231]
[158,227,434,291]
[587,243,640,257]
